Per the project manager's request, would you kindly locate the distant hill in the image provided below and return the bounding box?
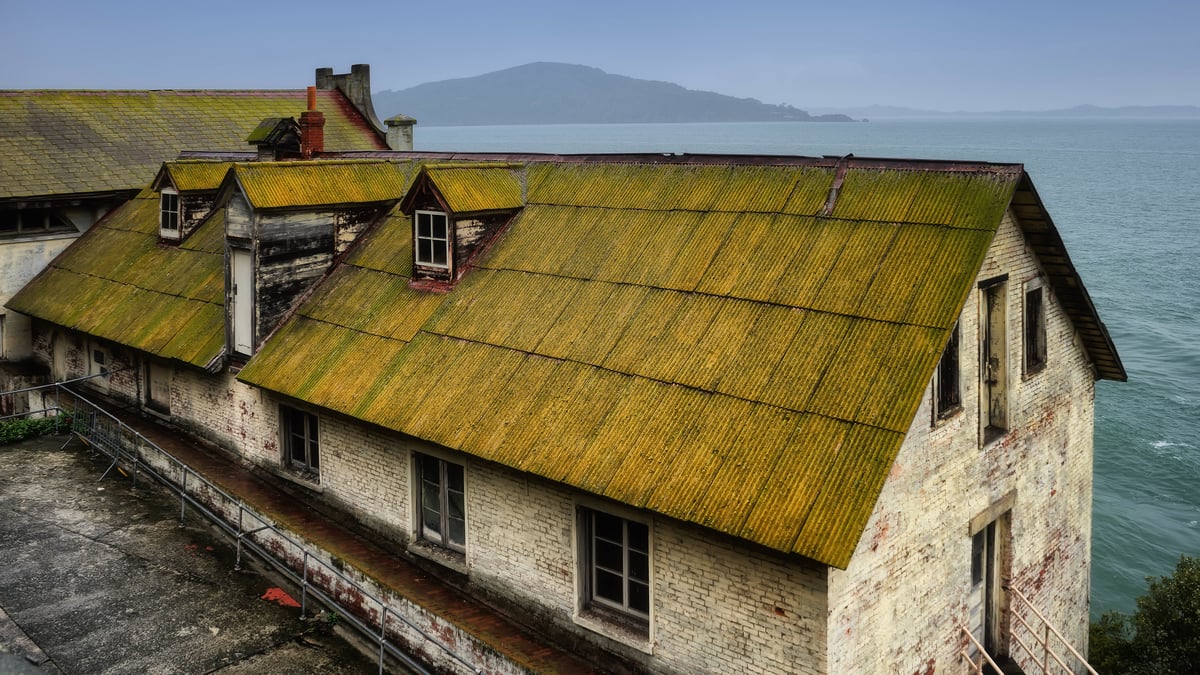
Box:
[374,62,855,126]
[807,103,1200,119]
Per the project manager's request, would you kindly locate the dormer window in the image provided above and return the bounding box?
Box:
[415,210,450,269]
[160,189,180,239]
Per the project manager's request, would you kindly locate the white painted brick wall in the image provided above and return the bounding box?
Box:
[827,209,1096,673]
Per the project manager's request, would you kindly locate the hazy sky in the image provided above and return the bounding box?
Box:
[3,0,1197,112]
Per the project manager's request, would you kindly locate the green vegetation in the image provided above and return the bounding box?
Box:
[1090,555,1200,674]
[0,414,68,445]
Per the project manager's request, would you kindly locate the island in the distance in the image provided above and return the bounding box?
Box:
[372,62,855,126]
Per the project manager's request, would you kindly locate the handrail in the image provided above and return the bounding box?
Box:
[958,623,1006,674]
[5,382,483,675]
[1005,585,1099,675]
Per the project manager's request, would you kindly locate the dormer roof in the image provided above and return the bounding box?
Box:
[220,160,409,211]
[152,160,235,194]
[401,163,524,215]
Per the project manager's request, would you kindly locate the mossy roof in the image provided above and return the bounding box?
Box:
[7,185,226,368]
[0,89,387,200]
[229,160,409,210]
[238,158,1024,568]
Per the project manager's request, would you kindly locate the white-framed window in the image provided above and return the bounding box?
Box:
[933,321,962,422]
[160,189,180,238]
[416,453,465,552]
[580,507,651,622]
[1024,283,1047,375]
[282,405,320,478]
[415,210,450,268]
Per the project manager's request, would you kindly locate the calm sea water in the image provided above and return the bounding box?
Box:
[417,119,1200,618]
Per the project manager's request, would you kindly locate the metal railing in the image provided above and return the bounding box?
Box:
[958,623,1006,674]
[1006,586,1098,675]
[4,382,482,675]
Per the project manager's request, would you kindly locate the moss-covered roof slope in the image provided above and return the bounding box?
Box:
[0,89,387,200]
[238,157,1040,568]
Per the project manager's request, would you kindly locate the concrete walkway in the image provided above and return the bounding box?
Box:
[0,435,380,675]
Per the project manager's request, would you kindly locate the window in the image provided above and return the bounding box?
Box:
[1024,286,1046,375]
[933,321,961,421]
[282,406,320,477]
[0,208,75,237]
[582,508,650,621]
[416,453,466,552]
[981,279,1008,441]
[160,189,180,236]
[415,210,450,268]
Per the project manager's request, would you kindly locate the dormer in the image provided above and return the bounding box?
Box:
[245,117,301,161]
[214,160,406,358]
[399,164,525,287]
[150,161,233,243]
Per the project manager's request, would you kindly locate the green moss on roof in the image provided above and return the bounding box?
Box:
[238,159,1023,568]
[7,187,225,368]
[233,160,408,209]
[0,89,386,200]
[162,161,235,192]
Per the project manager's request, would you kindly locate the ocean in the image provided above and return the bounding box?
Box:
[416,118,1200,618]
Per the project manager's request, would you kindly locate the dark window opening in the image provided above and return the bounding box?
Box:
[417,453,466,552]
[282,406,320,477]
[1024,287,1046,375]
[0,208,76,237]
[934,321,961,421]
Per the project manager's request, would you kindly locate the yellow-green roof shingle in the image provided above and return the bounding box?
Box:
[238,158,1027,568]
[0,89,387,200]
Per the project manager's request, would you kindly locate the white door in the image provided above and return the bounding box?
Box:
[231,248,253,354]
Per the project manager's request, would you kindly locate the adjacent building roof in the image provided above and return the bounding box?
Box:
[0,90,388,202]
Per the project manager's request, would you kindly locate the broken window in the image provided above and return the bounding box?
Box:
[933,321,962,421]
[581,507,650,622]
[282,405,320,478]
[160,189,180,238]
[416,453,466,552]
[1024,286,1046,375]
[415,210,450,268]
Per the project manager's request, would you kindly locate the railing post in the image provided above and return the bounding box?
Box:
[1043,623,1051,673]
[179,468,188,526]
[300,551,309,619]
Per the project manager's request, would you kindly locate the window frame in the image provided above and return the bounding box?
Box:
[415,453,466,553]
[281,405,320,479]
[160,189,181,238]
[579,506,651,625]
[933,320,962,422]
[414,210,451,269]
[1023,284,1047,376]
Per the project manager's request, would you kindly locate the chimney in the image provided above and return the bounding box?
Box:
[315,64,386,137]
[299,86,324,158]
[385,114,417,151]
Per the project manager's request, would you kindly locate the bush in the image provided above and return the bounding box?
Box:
[0,414,68,445]
[1090,555,1200,674]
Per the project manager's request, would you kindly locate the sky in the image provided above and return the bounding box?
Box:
[2,0,1197,112]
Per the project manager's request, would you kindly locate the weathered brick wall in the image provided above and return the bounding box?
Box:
[466,460,828,674]
[169,369,272,460]
[826,209,1096,673]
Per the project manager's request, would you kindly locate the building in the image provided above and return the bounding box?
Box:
[6,149,1124,673]
[0,65,409,362]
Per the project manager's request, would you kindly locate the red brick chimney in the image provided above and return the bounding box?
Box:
[299,86,325,158]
